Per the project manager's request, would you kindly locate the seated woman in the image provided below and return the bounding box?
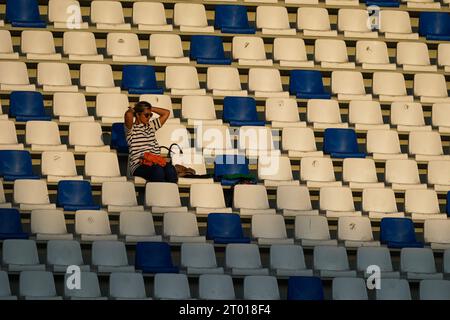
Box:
[124,101,178,183]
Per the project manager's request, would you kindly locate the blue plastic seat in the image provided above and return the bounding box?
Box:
[214,5,255,34]
[365,0,400,7]
[121,65,164,95]
[135,242,179,273]
[57,180,101,212]
[5,0,46,28]
[206,213,250,244]
[0,150,39,181]
[380,218,424,249]
[419,12,450,41]
[289,70,331,99]
[446,192,450,217]
[223,97,265,127]
[323,128,366,158]
[0,209,29,240]
[110,123,128,154]
[214,155,250,186]
[9,91,51,122]
[190,35,231,65]
[287,276,324,300]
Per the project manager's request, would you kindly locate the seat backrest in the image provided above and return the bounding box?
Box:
[424,219,450,244]
[0,62,30,85]
[182,95,217,120]
[145,182,182,207]
[0,208,26,235]
[366,129,402,154]
[401,248,437,273]
[391,102,425,126]
[65,272,101,298]
[3,239,39,265]
[307,99,342,124]
[111,123,128,153]
[0,271,13,297]
[85,152,121,178]
[270,244,307,270]
[343,158,378,183]
[295,215,331,240]
[107,33,141,57]
[102,181,137,206]
[96,93,129,118]
[349,100,384,125]
[258,155,294,182]
[223,96,258,122]
[63,31,98,56]
[19,271,56,298]
[414,73,448,98]
[276,185,313,211]
[362,188,398,213]
[133,2,167,25]
[121,65,158,90]
[397,42,431,66]
[226,243,262,269]
[379,10,413,34]
[25,120,62,146]
[297,7,331,31]
[314,39,349,63]
[163,212,200,237]
[273,38,308,62]
[199,274,235,300]
[419,12,450,37]
[30,209,68,235]
[233,184,270,210]
[331,71,366,95]
[409,131,444,156]
[238,126,275,151]
[0,120,19,144]
[0,150,34,178]
[289,70,326,95]
[165,66,201,90]
[287,276,324,300]
[313,246,350,271]
[372,72,407,96]
[376,279,411,300]
[46,239,84,266]
[232,36,267,60]
[252,214,287,239]
[380,218,417,244]
[154,273,191,299]
[37,62,72,86]
[109,272,146,299]
[80,63,115,88]
[21,30,56,54]
[68,121,105,147]
[149,34,184,59]
[90,0,125,24]
[248,68,283,92]
[13,179,50,205]
[244,276,280,300]
[256,6,290,30]
[282,127,318,152]
[356,40,390,64]
[420,280,450,300]
[207,66,242,91]
[332,277,368,300]
[92,240,128,267]
[135,242,174,269]
[214,5,251,29]
[0,30,14,54]
[300,157,336,182]
[338,216,374,241]
[265,98,300,123]
[190,183,226,209]
[173,3,208,28]
[405,189,440,214]
[357,246,394,272]
[119,211,156,237]
[48,0,83,24]
[6,0,42,23]
[75,210,111,236]
[214,155,249,178]
[57,180,96,207]
[53,92,89,117]
[9,91,45,117]
[190,35,227,60]
[181,243,218,268]
[338,8,372,32]
[207,213,245,240]
[385,159,421,185]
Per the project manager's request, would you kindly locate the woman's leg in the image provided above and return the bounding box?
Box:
[133,165,166,182]
[164,163,178,183]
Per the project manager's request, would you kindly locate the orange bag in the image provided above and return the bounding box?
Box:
[141,152,167,167]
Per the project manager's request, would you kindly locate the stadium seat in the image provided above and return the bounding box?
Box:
[63,32,103,61]
[80,64,120,93]
[0,150,39,181]
[390,102,430,131]
[163,212,205,243]
[233,184,276,215]
[248,68,288,98]
[102,181,143,213]
[300,157,341,188]
[343,158,384,189]
[96,93,128,124]
[233,36,272,66]
[190,183,231,214]
[57,180,101,211]
[153,124,190,155]
[13,179,55,211]
[171,151,214,185]
[258,155,299,187]
[397,42,436,72]
[420,280,450,300]
[21,30,61,60]
[251,214,293,245]
[380,218,423,248]
[41,151,82,183]
[238,126,279,157]
[75,210,117,241]
[213,155,250,186]
[5,0,46,28]
[173,3,213,33]
[149,34,189,64]
[31,210,72,241]
[372,72,412,102]
[446,250,450,274]
[53,92,94,123]
[46,240,89,273]
[107,33,146,62]
[419,12,450,41]
[65,272,105,300]
[145,182,188,213]
[91,241,135,273]
[181,243,224,275]
[119,211,162,243]
[432,103,450,133]
[338,9,378,38]
[121,65,163,94]
[0,61,35,91]
[226,244,269,276]
[207,66,247,96]
[281,127,323,158]
[362,188,404,219]
[2,239,45,271]
[0,30,19,60]
[401,248,443,280]
[190,35,231,65]
[385,159,427,190]
[414,73,450,103]
[405,189,447,221]
[182,96,222,125]
[9,91,50,121]
[135,242,179,273]
[326,0,358,5]
[366,129,407,160]
[0,183,11,208]
[206,213,251,244]
[197,125,233,154]
[154,273,191,300]
[19,271,61,300]
[331,71,372,100]
[338,216,380,247]
[265,98,305,128]
[289,70,331,99]
[438,44,450,72]
[199,274,235,300]
[314,39,355,68]
[277,185,318,216]
[295,215,338,246]
[109,272,148,300]
[270,244,313,276]
[307,99,348,129]
[48,0,88,29]
[223,96,264,126]
[356,40,396,70]
[0,120,24,150]
[214,5,255,34]
[273,38,313,68]
[132,2,172,31]
[357,246,400,278]
[404,0,441,7]
[90,0,130,30]
[111,123,128,154]
[139,94,179,125]
[256,6,295,35]
[287,276,324,300]
[36,64,74,91]
[428,160,450,192]
[314,246,357,277]
[165,65,205,95]
[0,208,29,239]
[366,0,400,6]
[376,279,411,300]
[332,278,368,300]
[84,152,125,183]
[0,271,16,300]
[297,8,337,37]
[409,131,449,161]
[69,122,110,152]
[424,219,450,250]
[323,128,365,158]
[320,186,361,218]
[25,121,66,151]
[244,276,280,300]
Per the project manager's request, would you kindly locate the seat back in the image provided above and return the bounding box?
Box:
[287,276,324,300]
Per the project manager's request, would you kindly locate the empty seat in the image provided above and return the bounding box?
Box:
[107,33,146,62]
[233,184,276,216]
[163,212,205,243]
[297,8,337,37]
[213,155,251,186]
[338,9,378,38]
[277,185,318,216]
[165,65,205,96]
[366,129,407,160]
[109,272,148,300]
[206,213,251,244]
[256,6,295,35]
[409,131,449,161]
[80,64,120,93]
[57,180,101,212]
[225,244,269,275]
[314,246,356,278]
[287,276,324,300]
[248,68,288,98]
[0,183,11,208]
[258,155,299,187]
[199,274,235,300]
[96,93,128,124]
[362,188,404,219]
[401,248,443,280]
[331,71,372,100]
[282,127,323,158]
[207,67,247,96]
[265,98,304,129]
[46,239,88,272]
[0,208,28,239]
[135,242,179,273]
[31,209,72,241]
[53,92,94,123]
[343,158,384,189]
[404,0,441,8]
[356,40,395,70]
[419,12,450,41]
[92,240,135,273]
[244,276,280,300]
[414,73,450,103]
[332,278,368,300]
[252,214,293,245]
[307,99,347,129]
[21,30,61,60]
[405,189,446,221]
[428,160,450,191]
[65,272,105,300]
[90,1,130,30]
[84,152,125,183]
[214,5,255,34]
[145,182,187,213]
[149,34,189,64]
[238,126,279,157]
[420,280,450,300]
[181,243,224,274]
[6,0,46,28]
[37,62,78,92]
[232,36,272,66]
[338,216,380,247]
[41,151,82,183]
[438,44,450,72]
[190,183,231,214]
[19,271,61,300]
[190,35,231,65]
[48,0,88,29]
[357,246,400,278]
[171,151,214,186]
[300,157,342,188]
[223,96,264,126]
[289,70,331,99]
[3,239,45,271]
[13,179,55,211]
[295,215,338,246]
[154,273,191,300]
[69,122,110,152]
[314,39,355,68]
[0,271,16,300]
[75,210,117,241]
[385,159,427,190]
[273,38,313,68]
[0,120,24,150]
[132,2,172,31]
[270,244,313,277]
[373,72,412,102]
[320,186,361,218]
[111,123,128,154]
[9,91,50,121]
[0,62,35,91]
[63,32,103,61]
[102,181,143,213]
[119,211,162,243]
[380,218,423,248]
[397,42,436,71]
[0,30,18,60]
[376,279,411,300]
[432,103,450,133]
[0,150,39,181]
[379,10,418,39]
[173,3,213,33]
[391,102,430,131]
[181,96,221,126]
[25,121,66,152]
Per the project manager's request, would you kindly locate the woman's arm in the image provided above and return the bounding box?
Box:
[124,106,135,130]
[151,107,170,126]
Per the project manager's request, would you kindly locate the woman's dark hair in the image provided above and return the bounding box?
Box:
[134,101,152,114]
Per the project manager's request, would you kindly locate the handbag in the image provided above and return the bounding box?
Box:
[141,152,167,167]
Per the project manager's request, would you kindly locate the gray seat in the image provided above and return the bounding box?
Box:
[313,246,357,278]
[64,271,106,300]
[269,244,313,276]
[47,240,90,272]
[109,272,149,300]
[181,243,224,275]
[357,246,400,278]
[19,271,62,300]
[2,239,46,271]
[243,276,280,300]
[91,241,135,273]
[420,280,450,300]
[376,279,411,300]
[400,248,443,280]
[332,277,368,300]
[154,273,191,300]
[225,244,269,276]
[0,271,17,300]
[443,249,450,275]
[198,274,235,300]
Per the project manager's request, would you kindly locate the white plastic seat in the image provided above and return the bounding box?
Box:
[154,123,191,155]
[91,240,135,273]
[356,40,396,70]
[233,184,276,216]
[109,273,148,300]
[69,122,110,152]
[163,212,206,243]
[273,38,314,68]
[332,278,368,300]
[391,102,431,132]
[37,62,77,92]
[90,1,130,30]
[281,127,323,158]
[314,246,357,278]
[65,272,105,300]
[414,73,450,103]
[139,94,179,125]
[119,211,162,243]
[373,72,413,102]
[48,0,88,29]
[348,100,388,130]
[19,271,61,300]
[21,30,61,60]
[182,95,221,126]
[258,155,299,187]
[206,67,247,97]
[405,189,446,221]
[424,219,450,249]
[326,0,358,5]
[165,66,206,95]
[133,2,172,31]
[243,276,280,300]
[0,271,16,300]
[107,33,146,62]
[0,102,5,120]
[338,9,378,38]
[270,244,313,276]
[338,216,380,247]
[145,182,188,213]
[265,98,305,128]
[53,92,94,123]
[401,248,443,280]
[199,274,235,300]
[277,185,319,216]
[25,121,66,151]
[432,103,450,133]
[196,124,236,156]
[190,183,232,214]
[385,159,427,190]
[420,280,450,300]
[343,158,384,189]
[0,120,24,150]
[320,186,362,218]
[85,152,126,183]
[438,44,450,72]
[0,30,19,59]
[31,209,73,241]
[238,126,279,157]
[0,182,11,208]
[149,34,189,64]
[0,61,35,91]
[75,210,118,241]
[314,39,355,69]
[232,36,272,66]
[297,8,337,37]
[357,246,400,278]
[379,10,418,39]
[252,214,293,245]
[181,243,224,274]
[409,131,450,161]
[13,179,56,211]
[331,71,372,100]
[362,188,404,219]
[63,32,103,61]
[428,160,450,191]
[295,215,338,246]
[41,151,82,182]
[307,99,348,129]
[403,0,441,8]
[80,63,120,93]
[154,273,191,300]
[96,93,129,124]
[225,244,269,275]
[256,6,296,35]
[248,68,288,98]
[3,240,45,272]
[173,3,213,33]
[102,181,143,213]
[397,42,436,71]
[300,157,342,188]
[376,279,411,300]
[366,129,408,160]
[47,240,89,273]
